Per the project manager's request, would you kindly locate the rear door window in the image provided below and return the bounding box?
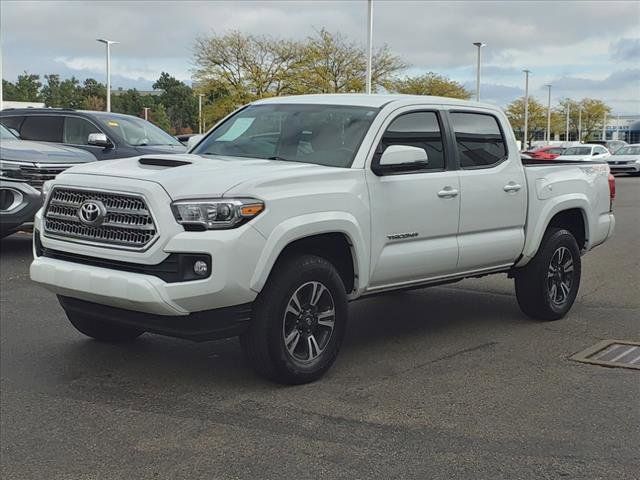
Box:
[449,112,507,168]
[0,116,25,133]
[64,117,101,145]
[20,116,64,142]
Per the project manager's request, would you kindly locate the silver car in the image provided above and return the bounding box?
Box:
[607,144,640,176]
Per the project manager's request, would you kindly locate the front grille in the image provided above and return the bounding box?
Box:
[43,187,158,249]
[19,164,71,190]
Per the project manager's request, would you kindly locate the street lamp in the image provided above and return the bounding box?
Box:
[565,103,570,142]
[473,42,486,101]
[578,106,582,143]
[96,38,119,112]
[198,93,205,134]
[602,111,607,141]
[544,84,552,144]
[522,69,531,150]
[365,0,373,94]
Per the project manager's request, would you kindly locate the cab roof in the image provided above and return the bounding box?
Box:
[252,93,499,110]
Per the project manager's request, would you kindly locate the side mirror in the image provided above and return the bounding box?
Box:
[187,134,204,152]
[373,145,429,175]
[592,151,599,156]
[88,133,112,148]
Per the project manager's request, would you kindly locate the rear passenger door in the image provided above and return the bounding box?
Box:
[448,110,526,271]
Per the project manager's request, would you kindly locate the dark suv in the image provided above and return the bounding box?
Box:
[0,109,186,160]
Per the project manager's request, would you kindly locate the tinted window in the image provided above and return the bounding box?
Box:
[379,111,445,170]
[193,104,378,168]
[548,148,564,155]
[64,117,101,145]
[20,116,64,142]
[563,146,591,156]
[595,146,608,154]
[100,116,182,147]
[450,112,507,168]
[0,116,25,132]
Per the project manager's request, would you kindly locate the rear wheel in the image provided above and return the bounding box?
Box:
[240,254,348,384]
[65,311,144,342]
[515,228,581,321]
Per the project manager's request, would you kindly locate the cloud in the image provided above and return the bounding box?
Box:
[610,37,640,62]
[2,0,639,113]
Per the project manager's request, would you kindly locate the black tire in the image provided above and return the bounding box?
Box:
[240,254,348,385]
[515,228,582,321]
[66,311,145,342]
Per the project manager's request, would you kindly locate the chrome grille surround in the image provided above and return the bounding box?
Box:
[43,187,158,250]
[19,164,73,190]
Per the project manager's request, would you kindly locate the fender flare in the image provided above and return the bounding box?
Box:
[516,194,591,267]
[249,211,368,295]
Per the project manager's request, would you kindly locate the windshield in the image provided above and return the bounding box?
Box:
[192,104,380,168]
[0,124,17,140]
[614,145,640,155]
[563,147,592,156]
[100,116,182,147]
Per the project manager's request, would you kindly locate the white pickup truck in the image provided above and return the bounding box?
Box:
[30,94,615,384]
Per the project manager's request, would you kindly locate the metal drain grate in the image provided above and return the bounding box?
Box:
[571,340,640,370]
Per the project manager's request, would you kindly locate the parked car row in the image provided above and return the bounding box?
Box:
[0,109,187,236]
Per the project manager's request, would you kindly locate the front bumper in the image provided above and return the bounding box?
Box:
[0,181,42,235]
[608,162,640,173]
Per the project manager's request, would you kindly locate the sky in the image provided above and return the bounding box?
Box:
[1,0,639,114]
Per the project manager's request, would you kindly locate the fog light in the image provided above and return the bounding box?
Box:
[193,260,208,276]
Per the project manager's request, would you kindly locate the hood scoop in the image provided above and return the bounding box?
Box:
[138,157,191,168]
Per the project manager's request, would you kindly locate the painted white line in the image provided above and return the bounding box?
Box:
[610,346,638,363]
[593,345,620,360]
[628,354,640,365]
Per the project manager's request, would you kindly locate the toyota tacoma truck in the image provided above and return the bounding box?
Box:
[30,94,615,384]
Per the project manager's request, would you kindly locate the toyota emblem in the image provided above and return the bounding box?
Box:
[77,200,106,226]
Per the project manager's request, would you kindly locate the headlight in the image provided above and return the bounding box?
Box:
[0,160,24,180]
[171,198,264,230]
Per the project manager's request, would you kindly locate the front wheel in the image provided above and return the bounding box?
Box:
[240,254,348,384]
[515,228,582,321]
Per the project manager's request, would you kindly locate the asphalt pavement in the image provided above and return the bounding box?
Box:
[1,177,638,480]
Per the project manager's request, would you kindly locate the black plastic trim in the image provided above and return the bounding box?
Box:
[58,296,252,341]
[41,247,211,283]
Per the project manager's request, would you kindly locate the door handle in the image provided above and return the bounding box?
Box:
[503,183,522,193]
[437,187,459,198]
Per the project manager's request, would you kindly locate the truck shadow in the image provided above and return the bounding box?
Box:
[51,285,522,395]
[0,232,33,255]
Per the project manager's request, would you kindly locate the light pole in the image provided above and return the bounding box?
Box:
[602,111,607,141]
[97,39,119,112]
[578,107,582,142]
[143,107,149,121]
[473,42,486,101]
[544,84,552,144]
[565,103,570,142]
[198,93,205,134]
[522,69,530,150]
[616,114,620,140]
[365,0,373,94]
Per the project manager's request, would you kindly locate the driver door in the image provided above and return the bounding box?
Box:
[366,108,460,289]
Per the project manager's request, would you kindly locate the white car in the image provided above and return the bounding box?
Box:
[556,144,611,161]
[607,144,640,175]
[30,94,615,384]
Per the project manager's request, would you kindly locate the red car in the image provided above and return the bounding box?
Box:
[524,146,565,160]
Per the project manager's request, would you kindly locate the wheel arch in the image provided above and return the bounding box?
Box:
[249,213,368,296]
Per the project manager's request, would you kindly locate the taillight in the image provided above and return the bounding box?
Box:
[608,173,616,211]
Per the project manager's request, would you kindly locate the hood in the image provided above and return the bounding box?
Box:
[136,144,187,155]
[60,153,342,199]
[0,139,96,164]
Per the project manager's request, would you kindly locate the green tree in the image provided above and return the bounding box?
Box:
[3,72,42,101]
[389,72,471,99]
[41,74,84,108]
[148,103,172,132]
[153,72,197,133]
[506,96,549,145]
